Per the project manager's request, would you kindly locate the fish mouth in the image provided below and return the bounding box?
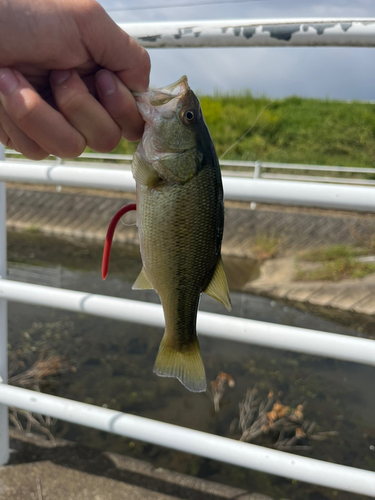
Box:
[148,75,189,106]
[134,76,190,124]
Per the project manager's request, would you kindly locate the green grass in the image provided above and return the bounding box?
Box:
[297,244,369,262]
[298,259,375,281]
[252,233,281,259]
[99,93,375,176]
[297,245,375,281]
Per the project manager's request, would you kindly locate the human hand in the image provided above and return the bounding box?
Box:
[0,0,150,160]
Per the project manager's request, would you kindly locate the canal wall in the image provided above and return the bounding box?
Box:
[5,184,375,317]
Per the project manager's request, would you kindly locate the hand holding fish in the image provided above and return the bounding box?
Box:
[0,0,150,159]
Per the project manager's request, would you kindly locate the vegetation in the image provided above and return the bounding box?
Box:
[297,244,375,281]
[106,93,375,176]
[252,233,281,259]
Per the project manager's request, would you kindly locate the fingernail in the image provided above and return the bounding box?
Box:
[96,70,117,97]
[50,69,71,86]
[0,69,19,95]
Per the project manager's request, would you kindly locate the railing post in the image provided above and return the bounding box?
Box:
[0,143,9,465]
[251,161,261,210]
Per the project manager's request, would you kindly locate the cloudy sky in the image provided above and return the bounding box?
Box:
[98,1,375,100]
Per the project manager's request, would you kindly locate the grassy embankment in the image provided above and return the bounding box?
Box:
[108,93,375,179]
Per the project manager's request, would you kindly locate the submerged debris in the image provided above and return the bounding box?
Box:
[232,386,337,451]
[9,351,70,389]
[8,351,73,443]
[208,372,235,413]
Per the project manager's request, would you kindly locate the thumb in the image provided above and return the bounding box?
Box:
[77,1,150,92]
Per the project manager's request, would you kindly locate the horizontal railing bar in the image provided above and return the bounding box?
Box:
[260,174,375,185]
[121,18,375,49]
[220,170,375,185]
[1,279,374,366]
[256,162,375,174]
[1,162,375,212]
[223,177,375,212]
[6,150,375,175]
[0,161,135,192]
[0,384,373,496]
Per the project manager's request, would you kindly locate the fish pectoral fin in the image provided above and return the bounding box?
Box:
[132,152,160,187]
[132,267,153,290]
[154,335,206,393]
[204,258,232,311]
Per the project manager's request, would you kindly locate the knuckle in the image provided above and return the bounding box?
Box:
[56,90,85,116]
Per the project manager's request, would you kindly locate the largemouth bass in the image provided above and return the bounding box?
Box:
[132,76,231,392]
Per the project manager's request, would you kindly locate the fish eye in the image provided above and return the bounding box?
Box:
[184,110,195,122]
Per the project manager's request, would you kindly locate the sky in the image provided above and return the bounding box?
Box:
[98,0,375,100]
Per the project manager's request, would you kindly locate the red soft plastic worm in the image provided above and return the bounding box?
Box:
[102,203,136,280]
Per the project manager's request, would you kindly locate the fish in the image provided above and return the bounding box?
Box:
[131,75,231,392]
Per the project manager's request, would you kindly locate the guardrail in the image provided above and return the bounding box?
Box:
[2,158,375,497]
[1,18,375,498]
[1,160,375,213]
[5,149,375,186]
[121,18,375,48]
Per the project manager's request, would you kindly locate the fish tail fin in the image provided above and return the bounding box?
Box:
[154,334,206,393]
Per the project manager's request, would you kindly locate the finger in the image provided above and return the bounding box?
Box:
[116,45,151,94]
[78,3,150,92]
[0,102,49,160]
[50,69,121,153]
[0,121,10,148]
[96,69,144,142]
[0,68,86,158]
[0,123,16,151]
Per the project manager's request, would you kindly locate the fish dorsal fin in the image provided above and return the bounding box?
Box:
[204,258,232,311]
[132,152,160,187]
[132,266,153,290]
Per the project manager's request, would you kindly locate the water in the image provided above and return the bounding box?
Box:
[7,231,375,500]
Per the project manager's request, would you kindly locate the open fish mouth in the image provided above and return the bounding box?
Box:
[134,75,190,124]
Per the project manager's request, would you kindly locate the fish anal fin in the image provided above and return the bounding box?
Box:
[132,152,159,187]
[204,257,232,311]
[132,267,153,290]
[154,335,206,393]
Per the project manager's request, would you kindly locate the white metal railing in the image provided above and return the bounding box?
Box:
[2,160,375,496]
[5,149,375,186]
[2,280,375,366]
[1,18,375,497]
[121,18,375,48]
[2,160,375,213]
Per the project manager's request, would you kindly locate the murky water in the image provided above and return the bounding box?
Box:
[6,232,375,500]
